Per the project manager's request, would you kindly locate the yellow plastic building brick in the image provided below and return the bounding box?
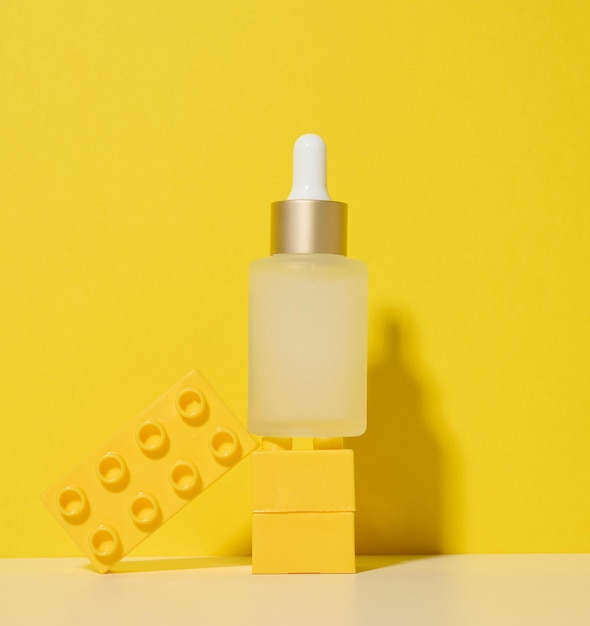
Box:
[252,450,355,513]
[260,436,293,451]
[41,371,257,573]
[313,437,343,449]
[252,512,356,573]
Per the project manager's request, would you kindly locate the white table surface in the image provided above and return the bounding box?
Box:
[1,555,589,625]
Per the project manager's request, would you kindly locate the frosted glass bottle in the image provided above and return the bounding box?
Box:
[248,134,368,437]
[249,253,367,437]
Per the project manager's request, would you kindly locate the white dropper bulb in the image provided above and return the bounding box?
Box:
[288,134,331,200]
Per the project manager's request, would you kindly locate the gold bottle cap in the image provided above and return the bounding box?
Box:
[271,199,347,255]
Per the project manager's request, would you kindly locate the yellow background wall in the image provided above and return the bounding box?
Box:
[1,1,589,557]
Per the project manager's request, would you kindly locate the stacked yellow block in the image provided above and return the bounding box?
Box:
[252,441,356,574]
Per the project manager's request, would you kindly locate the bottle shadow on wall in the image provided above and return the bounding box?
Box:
[349,313,452,555]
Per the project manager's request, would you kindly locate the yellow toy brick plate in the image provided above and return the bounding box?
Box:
[41,371,257,573]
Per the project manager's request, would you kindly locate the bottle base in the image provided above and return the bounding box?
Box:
[248,418,366,439]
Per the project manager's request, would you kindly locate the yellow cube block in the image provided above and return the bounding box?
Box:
[252,512,356,573]
[252,450,355,513]
[41,371,257,573]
